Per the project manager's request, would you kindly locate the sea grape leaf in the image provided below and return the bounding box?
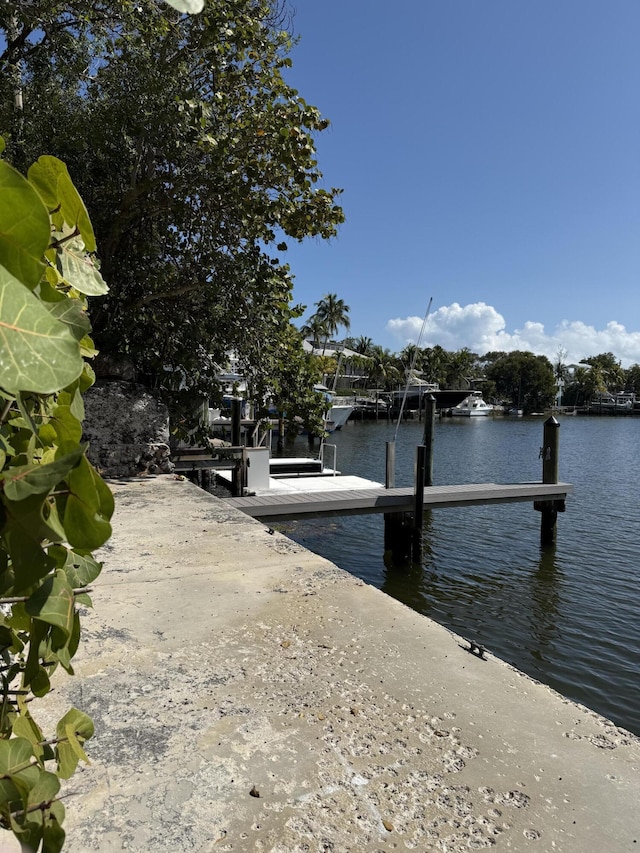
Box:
[23,612,49,689]
[0,266,84,394]
[0,160,49,289]
[26,571,75,638]
[42,812,65,853]
[79,362,96,393]
[54,229,108,296]
[2,518,57,592]
[56,709,93,779]
[27,157,96,252]
[0,737,34,777]
[30,665,52,697]
[47,299,91,342]
[51,404,83,444]
[62,550,102,587]
[27,769,60,807]
[13,713,47,761]
[1,444,85,501]
[64,457,114,550]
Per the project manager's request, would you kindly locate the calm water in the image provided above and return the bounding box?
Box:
[273,415,640,736]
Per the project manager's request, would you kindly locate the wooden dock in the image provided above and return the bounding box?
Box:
[225,481,573,521]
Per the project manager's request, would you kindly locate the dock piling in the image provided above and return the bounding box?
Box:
[385,440,396,489]
[412,445,426,560]
[536,416,562,546]
[231,398,242,448]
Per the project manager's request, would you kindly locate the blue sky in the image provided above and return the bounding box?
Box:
[283,0,640,366]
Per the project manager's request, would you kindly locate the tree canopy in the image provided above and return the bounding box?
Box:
[485,350,556,414]
[0,0,344,424]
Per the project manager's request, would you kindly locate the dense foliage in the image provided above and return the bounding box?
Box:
[0,0,344,430]
[484,350,556,413]
[0,146,113,850]
[329,337,640,407]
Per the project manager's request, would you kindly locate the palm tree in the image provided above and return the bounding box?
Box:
[314,293,351,352]
[354,335,374,356]
[367,346,401,390]
[400,344,424,376]
[445,348,479,389]
[299,315,329,350]
[422,345,449,386]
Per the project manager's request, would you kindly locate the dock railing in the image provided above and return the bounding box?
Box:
[318,442,338,475]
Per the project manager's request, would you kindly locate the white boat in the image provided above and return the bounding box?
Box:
[588,392,634,413]
[314,384,354,432]
[325,402,354,431]
[451,394,493,417]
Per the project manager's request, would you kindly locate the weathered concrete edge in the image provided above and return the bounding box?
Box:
[19,476,640,853]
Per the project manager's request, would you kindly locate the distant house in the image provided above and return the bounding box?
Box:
[302,339,369,389]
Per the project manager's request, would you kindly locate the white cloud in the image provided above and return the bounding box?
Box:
[386,302,640,367]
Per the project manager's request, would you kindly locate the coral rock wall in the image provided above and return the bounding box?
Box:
[83,381,174,478]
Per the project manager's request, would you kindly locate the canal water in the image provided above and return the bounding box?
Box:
[272,415,640,736]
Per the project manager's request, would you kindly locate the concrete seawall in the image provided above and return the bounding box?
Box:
[21,476,640,852]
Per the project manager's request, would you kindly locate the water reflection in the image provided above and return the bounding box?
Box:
[380,510,435,612]
[528,546,562,664]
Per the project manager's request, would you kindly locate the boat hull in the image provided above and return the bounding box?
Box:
[451,409,491,417]
[326,404,354,431]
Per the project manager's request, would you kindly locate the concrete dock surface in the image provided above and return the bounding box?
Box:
[17,476,640,852]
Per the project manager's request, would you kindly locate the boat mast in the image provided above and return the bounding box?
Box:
[394,297,433,442]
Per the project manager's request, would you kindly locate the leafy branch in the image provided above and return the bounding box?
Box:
[0,143,112,851]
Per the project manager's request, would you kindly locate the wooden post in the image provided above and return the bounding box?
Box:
[422,395,436,486]
[540,416,560,546]
[231,457,243,497]
[383,440,411,562]
[385,440,395,489]
[231,398,242,447]
[412,445,426,560]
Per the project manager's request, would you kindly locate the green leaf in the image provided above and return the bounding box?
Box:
[42,811,65,853]
[56,709,93,779]
[27,157,96,252]
[26,571,75,638]
[47,298,91,342]
[62,550,102,587]
[30,665,52,698]
[64,457,113,550]
[64,723,89,764]
[54,230,108,296]
[51,404,83,444]
[0,266,84,394]
[163,0,204,12]
[13,713,46,760]
[1,445,85,501]
[27,767,60,806]
[0,160,49,289]
[78,363,95,393]
[23,611,49,687]
[0,737,35,776]
[1,505,57,593]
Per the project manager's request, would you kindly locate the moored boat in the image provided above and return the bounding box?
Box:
[314,384,354,431]
[451,394,493,417]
